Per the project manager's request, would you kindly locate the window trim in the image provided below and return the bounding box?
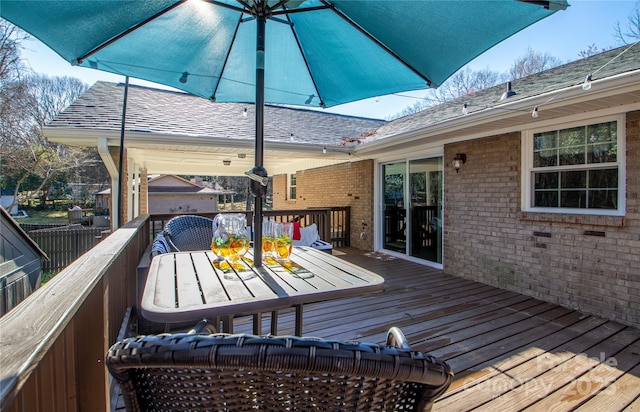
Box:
[521,114,626,216]
[288,173,297,201]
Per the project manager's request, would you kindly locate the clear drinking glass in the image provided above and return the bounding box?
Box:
[274,222,293,262]
[262,220,276,261]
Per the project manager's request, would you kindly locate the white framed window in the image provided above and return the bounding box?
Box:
[288,174,297,200]
[522,114,625,216]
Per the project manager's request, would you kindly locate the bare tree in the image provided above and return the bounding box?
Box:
[391,66,501,118]
[507,47,562,80]
[1,72,89,211]
[578,43,608,58]
[392,99,431,119]
[614,2,640,44]
[425,66,501,104]
[0,20,26,85]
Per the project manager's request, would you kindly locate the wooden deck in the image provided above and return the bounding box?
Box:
[121,248,640,411]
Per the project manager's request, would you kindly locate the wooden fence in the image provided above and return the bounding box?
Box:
[27,226,111,272]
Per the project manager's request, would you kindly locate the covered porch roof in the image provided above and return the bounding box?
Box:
[44,45,640,175]
[44,81,386,176]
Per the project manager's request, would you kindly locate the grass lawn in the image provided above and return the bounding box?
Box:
[19,209,69,225]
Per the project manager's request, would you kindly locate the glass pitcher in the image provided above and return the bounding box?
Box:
[211,213,251,269]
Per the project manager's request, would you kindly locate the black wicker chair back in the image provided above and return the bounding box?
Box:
[163,215,214,252]
[106,327,453,411]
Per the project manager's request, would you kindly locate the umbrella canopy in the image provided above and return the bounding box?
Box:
[3,0,567,107]
[2,0,567,265]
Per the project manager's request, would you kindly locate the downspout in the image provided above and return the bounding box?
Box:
[97,137,119,232]
[117,77,130,228]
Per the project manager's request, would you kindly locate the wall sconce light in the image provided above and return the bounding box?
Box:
[452,153,466,173]
[237,153,246,159]
[223,160,231,166]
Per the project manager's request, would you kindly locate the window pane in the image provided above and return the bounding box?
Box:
[561,190,587,208]
[589,168,618,188]
[561,170,586,188]
[534,172,558,189]
[559,145,585,166]
[589,189,617,209]
[587,121,617,163]
[534,149,557,167]
[559,126,585,147]
[588,143,617,163]
[558,126,586,166]
[535,191,558,207]
[588,121,616,144]
[534,132,557,150]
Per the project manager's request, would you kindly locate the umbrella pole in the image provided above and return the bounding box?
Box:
[253,14,266,267]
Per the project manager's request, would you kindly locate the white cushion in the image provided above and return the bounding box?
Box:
[294,223,320,247]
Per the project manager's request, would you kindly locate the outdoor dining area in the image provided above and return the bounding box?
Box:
[1,211,639,411]
[3,1,639,411]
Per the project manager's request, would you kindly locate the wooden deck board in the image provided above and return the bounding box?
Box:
[125,248,640,411]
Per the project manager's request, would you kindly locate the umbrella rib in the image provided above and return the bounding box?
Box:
[318,0,434,87]
[284,14,324,107]
[73,0,189,64]
[271,5,331,16]
[209,15,244,101]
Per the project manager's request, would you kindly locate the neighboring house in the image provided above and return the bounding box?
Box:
[44,43,640,328]
[0,207,48,317]
[95,174,230,215]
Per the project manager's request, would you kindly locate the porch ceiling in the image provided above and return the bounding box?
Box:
[44,127,355,176]
[124,143,354,176]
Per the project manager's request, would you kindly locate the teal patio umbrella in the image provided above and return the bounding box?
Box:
[2,0,567,265]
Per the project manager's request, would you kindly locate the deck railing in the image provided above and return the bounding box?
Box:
[0,207,350,411]
[0,215,149,412]
[149,207,350,246]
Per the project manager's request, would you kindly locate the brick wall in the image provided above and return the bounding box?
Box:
[444,110,640,328]
[273,160,374,250]
[139,168,148,215]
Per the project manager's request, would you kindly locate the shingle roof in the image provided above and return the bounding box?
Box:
[372,43,640,140]
[49,82,386,146]
[48,43,639,147]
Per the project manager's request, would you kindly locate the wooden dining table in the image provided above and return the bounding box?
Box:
[140,247,385,335]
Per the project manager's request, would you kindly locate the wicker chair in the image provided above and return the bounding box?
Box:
[106,327,453,411]
[163,215,214,252]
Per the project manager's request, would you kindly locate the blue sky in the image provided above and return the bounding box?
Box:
[20,0,638,120]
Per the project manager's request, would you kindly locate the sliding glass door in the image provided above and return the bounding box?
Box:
[382,162,406,253]
[382,157,443,264]
[408,158,442,263]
